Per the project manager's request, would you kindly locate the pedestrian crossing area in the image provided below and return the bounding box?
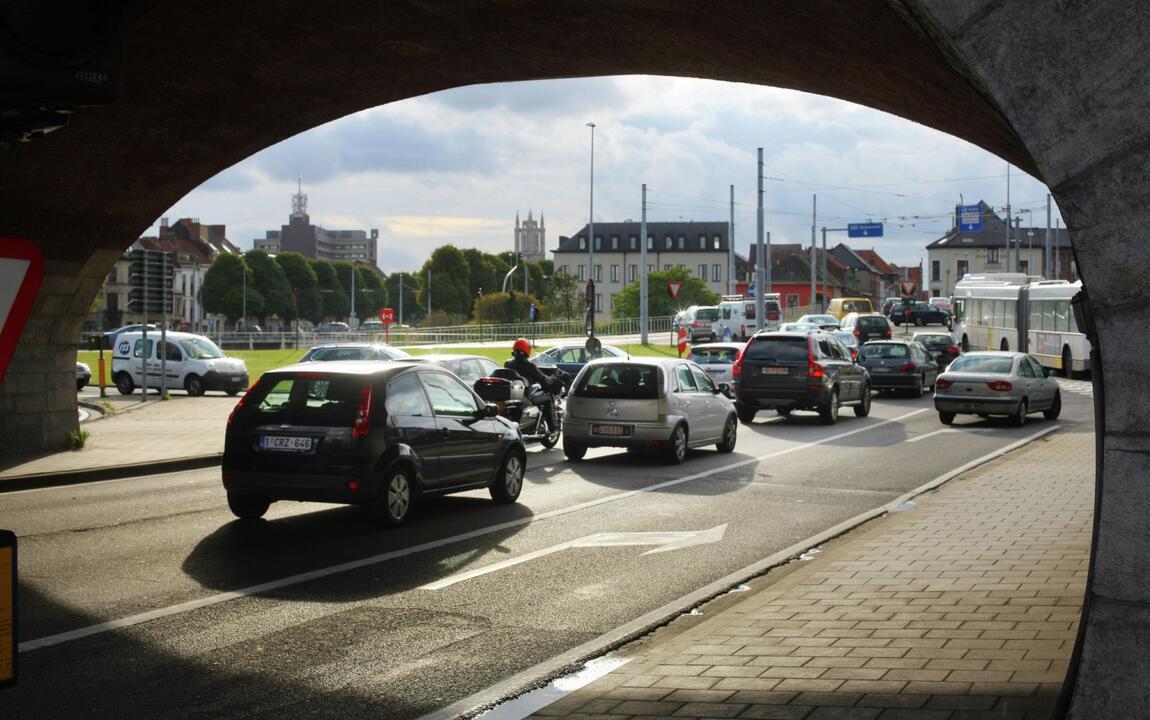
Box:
[1057,378,1094,397]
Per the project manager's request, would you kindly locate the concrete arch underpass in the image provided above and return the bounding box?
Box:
[1,1,1147,716]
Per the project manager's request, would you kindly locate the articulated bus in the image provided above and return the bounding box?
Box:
[952,273,1090,376]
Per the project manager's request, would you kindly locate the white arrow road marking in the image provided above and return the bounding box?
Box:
[420,524,728,591]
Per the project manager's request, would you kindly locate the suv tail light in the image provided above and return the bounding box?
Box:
[946,345,959,354]
[987,380,1013,392]
[853,327,861,337]
[936,378,954,389]
[807,341,824,379]
[352,384,374,438]
[732,347,745,377]
[226,378,263,426]
[898,363,918,372]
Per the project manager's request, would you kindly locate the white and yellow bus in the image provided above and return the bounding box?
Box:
[952,273,1089,376]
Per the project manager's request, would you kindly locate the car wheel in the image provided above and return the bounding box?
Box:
[736,403,757,424]
[539,417,560,449]
[1011,399,1028,427]
[490,449,525,504]
[370,466,415,526]
[185,374,205,397]
[114,372,135,395]
[227,492,270,520]
[915,316,924,326]
[666,424,688,464]
[717,415,737,453]
[226,388,240,396]
[853,384,872,417]
[939,411,955,425]
[76,379,86,391]
[912,375,924,398]
[818,388,840,425]
[563,439,587,462]
[1044,390,1062,420]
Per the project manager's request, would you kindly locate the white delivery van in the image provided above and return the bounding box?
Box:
[715,294,782,340]
[111,331,249,396]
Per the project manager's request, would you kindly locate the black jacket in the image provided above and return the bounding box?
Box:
[505,355,557,390]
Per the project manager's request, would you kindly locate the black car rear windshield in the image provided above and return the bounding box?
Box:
[744,336,809,362]
[859,344,909,360]
[858,317,889,330]
[574,364,661,399]
[245,373,367,426]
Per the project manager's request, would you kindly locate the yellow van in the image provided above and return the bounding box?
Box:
[826,297,874,320]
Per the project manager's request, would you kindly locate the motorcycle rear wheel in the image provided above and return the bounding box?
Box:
[539,417,560,449]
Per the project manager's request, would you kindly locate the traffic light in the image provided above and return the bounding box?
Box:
[126,249,173,315]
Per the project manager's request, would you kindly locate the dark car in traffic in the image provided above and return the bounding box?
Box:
[856,340,939,396]
[733,331,871,425]
[892,301,952,328]
[222,362,527,526]
[839,312,893,345]
[913,332,961,369]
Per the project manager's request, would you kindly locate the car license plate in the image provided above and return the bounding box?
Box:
[872,367,891,373]
[260,435,314,452]
[764,367,787,375]
[960,403,976,410]
[592,424,629,436]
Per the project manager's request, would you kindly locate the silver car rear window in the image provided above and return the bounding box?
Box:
[688,348,738,364]
[948,356,1014,374]
[574,364,661,400]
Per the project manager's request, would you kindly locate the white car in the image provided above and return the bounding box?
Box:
[76,361,91,391]
[562,357,737,464]
[111,331,249,396]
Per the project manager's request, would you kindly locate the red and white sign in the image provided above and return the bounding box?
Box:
[667,281,684,300]
[899,280,916,297]
[379,307,395,324]
[0,238,44,385]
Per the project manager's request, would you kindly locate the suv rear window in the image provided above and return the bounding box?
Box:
[744,336,809,362]
[246,373,367,426]
[858,316,889,330]
[574,364,661,399]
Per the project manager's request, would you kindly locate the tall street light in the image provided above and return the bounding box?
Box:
[587,122,596,307]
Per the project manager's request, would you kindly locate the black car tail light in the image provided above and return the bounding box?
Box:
[899,362,918,372]
[226,378,264,426]
[352,384,374,438]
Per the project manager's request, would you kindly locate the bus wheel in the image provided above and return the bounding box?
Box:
[1000,338,1009,351]
[1062,347,1074,378]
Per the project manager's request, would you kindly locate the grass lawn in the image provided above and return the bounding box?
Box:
[77,341,690,387]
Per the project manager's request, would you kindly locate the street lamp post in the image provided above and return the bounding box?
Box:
[349,260,356,328]
[241,258,246,331]
[587,121,595,318]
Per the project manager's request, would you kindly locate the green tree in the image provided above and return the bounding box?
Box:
[540,269,581,319]
[203,253,264,326]
[461,248,504,307]
[611,266,719,319]
[275,252,322,323]
[354,264,388,322]
[473,291,545,324]
[418,245,472,319]
[310,259,349,320]
[244,249,293,323]
[385,271,421,325]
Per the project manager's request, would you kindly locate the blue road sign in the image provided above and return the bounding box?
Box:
[958,204,983,232]
[847,222,884,238]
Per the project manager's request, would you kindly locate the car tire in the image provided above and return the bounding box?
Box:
[1044,390,1062,421]
[717,415,737,453]
[853,384,872,417]
[818,388,840,425]
[912,375,924,398]
[563,440,587,462]
[1011,399,1028,427]
[915,317,925,326]
[666,424,688,464]
[490,449,525,504]
[939,411,955,425]
[227,492,270,520]
[736,403,757,424]
[226,388,240,396]
[114,372,134,395]
[185,375,205,397]
[369,466,415,526]
[76,379,86,391]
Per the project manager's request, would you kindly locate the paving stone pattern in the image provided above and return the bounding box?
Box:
[531,430,1093,720]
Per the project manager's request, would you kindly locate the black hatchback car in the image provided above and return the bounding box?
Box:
[733,331,871,425]
[222,362,526,526]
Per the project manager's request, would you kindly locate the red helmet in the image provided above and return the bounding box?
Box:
[512,338,532,356]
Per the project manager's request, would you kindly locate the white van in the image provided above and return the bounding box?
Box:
[111,331,249,396]
[714,294,782,340]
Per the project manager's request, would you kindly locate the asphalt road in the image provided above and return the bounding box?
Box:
[5,381,1095,719]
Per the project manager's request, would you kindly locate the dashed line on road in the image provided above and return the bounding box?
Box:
[18,408,929,654]
[907,428,955,444]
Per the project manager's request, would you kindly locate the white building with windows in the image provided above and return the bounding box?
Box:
[553,221,737,317]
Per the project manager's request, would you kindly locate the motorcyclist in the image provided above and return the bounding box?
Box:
[505,338,563,428]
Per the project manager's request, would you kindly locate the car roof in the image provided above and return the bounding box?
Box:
[689,342,746,350]
[583,356,678,368]
[113,330,209,341]
[954,350,1025,358]
[307,343,392,350]
[263,360,424,377]
[394,354,490,363]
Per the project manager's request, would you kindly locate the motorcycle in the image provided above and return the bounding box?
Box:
[473,369,567,448]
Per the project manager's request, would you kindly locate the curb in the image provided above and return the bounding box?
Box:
[416,424,1062,720]
[0,454,223,493]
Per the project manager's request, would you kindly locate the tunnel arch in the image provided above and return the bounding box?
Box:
[2,2,1148,717]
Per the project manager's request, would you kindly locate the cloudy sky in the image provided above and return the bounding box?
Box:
[149,75,1061,274]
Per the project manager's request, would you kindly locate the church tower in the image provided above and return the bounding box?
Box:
[515,210,546,264]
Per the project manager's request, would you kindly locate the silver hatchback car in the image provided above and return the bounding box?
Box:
[563,358,738,464]
[934,351,1062,426]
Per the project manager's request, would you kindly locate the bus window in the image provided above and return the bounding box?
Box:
[1030,301,1043,332]
[953,299,964,322]
[1066,301,1079,333]
[1004,299,1016,328]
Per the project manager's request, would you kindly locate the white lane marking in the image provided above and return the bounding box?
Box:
[907,428,955,444]
[421,525,728,591]
[19,408,927,653]
[476,657,631,720]
[416,423,1063,720]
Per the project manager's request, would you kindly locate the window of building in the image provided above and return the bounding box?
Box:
[595,293,603,311]
[628,264,637,283]
[987,247,1000,264]
[594,265,602,282]
[648,264,655,274]
[699,235,707,249]
[629,235,637,249]
[714,235,721,250]
[579,236,586,250]
[578,265,586,282]
[611,236,619,250]
[107,268,117,284]
[678,235,685,249]
[931,260,941,282]
[595,236,602,250]
[610,264,619,282]
[664,264,672,271]
[560,265,568,276]
[1019,260,1029,274]
[957,259,969,279]
[698,264,707,281]
[647,236,654,250]
[713,264,722,281]
[609,293,616,309]
[787,293,800,308]
[665,236,672,249]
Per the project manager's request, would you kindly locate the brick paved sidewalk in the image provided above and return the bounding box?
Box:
[531,428,1093,720]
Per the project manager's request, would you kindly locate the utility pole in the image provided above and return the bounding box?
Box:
[398,274,404,324]
[1005,163,1012,273]
[1013,217,1022,274]
[586,122,596,299]
[241,258,246,331]
[755,148,765,331]
[1055,218,1062,279]
[1045,195,1052,279]
[640,183,648,345]
[810,195,817,310]
[821,227,828,312]
[350,260,356,328]
[728,185,735,296]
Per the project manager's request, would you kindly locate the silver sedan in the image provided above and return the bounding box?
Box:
[933,351,1061,426]
[562,358,738,464]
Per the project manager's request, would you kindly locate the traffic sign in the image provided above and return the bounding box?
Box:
[667,281,684,300]
[379,307,395,324]
[899,280,917,297]
[847,222,884,238]
[958,204,983,232]
[0,237,45,385]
